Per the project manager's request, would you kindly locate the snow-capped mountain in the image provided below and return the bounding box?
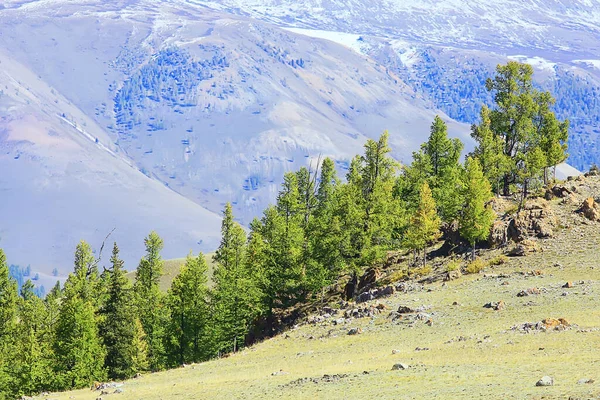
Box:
[1,0,597,275]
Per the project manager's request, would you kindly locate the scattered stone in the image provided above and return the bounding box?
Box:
[392,363,409,370]
[283,373,349,387]
[271,369,289,376]
[134,373,142,379]
[444,270,462,281]
[508,240,539,257]
[452,301,461,306]
[307,315,325,324]
[356,285,396,303]
[512,318,571,332]
[392,349,401,354]
[415,312,432,320]
[483,301,505,311]
[577,378,595,385]
[114,389,123,394]
[579,197,600,221]
[517,287,541,297]
[333,318,345,326]
[397,305,415,314]
[563,282,574,288]
[543,318,570,329]
[535,376,554,387]
[415,347,430,351]
[489,220,508,247]
[358,267,382,291]
[347,327,362,335]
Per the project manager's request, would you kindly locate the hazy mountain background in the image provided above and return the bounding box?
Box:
[1,0,598,284]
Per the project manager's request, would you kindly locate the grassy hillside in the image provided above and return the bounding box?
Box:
[38,179,600,399]
[125,253,216,292]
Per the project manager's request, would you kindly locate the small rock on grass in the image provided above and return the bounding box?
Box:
[577,378,595,384]
[347,327,362,335]
[392,363,409,371]
[535,376,554,387]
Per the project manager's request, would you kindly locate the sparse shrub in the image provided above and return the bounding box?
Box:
[380,269,408,285]
[411,264,432,278]
[488,255,507,266]
[465,258,485,274]
[446,259,461,272]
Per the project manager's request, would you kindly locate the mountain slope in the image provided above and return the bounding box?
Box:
[0,0,471,232]
[0,47,222,273]
[31,176,600,399]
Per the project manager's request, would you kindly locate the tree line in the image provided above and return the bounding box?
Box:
[0,61,568,398]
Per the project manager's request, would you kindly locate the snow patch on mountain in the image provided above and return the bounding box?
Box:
[507,55,557,72]
[283,28,369,55]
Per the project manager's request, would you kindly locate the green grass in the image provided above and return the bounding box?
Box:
[36,193,600,399]
[125,253,216,292]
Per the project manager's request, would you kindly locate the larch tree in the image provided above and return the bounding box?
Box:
[212,204,260,353]
[404,182,441,266]
[421,116,465,222]
[166,252,211,366]
[485,61,568,195]
[134,232,167,371]
[0,249,18,398]
[54,243,106,389]
[470,106,509,195]
[99,243,145,380]
[459,158,496,259]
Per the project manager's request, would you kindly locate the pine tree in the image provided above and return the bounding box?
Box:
[309,158,344,293]
[421,116,465,222]
[485,61,568,195]
[212,204,261,353]
[72,241,99,303]
[0,249,17,343]
[470,106,509,194]
[13,280,53,396]
[404,182,441,266]
[99,243,145,380]
[166,252,211,366]
[134,232,167,371]
[54,245,106,390]
[131,319,149,373]
[460,158,496,259]
[0,249,18,398]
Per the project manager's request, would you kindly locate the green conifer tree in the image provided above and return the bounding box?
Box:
[459,158,496,259]
[212,204,261,353]
[404,182,441,266]
[421,116,465,222]
[13,280,53,396]
[54,245,106,389]
[166,253,211,365]
[134,232,167,371]
[0,249,18,398]
[470,106,509,194]
[99,243,145,379]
